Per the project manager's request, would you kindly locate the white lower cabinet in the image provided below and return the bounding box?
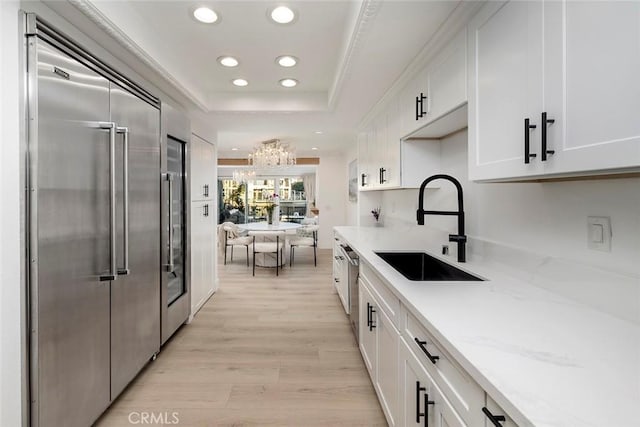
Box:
[357,259,520,427]
[400,337,467,427]
[375,306,400,427]
[190,200,215,314]
[359,279,377,375]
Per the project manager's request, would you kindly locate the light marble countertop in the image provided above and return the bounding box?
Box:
[334,226,640,427]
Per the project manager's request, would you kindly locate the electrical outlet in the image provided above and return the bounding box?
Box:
[587,216,611,252]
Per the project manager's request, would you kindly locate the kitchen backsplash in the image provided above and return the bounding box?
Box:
[353,130,640,323]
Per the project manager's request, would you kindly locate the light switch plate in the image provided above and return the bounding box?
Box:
[587,216,611,252]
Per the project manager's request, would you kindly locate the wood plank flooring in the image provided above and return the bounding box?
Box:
[96,249,387,426]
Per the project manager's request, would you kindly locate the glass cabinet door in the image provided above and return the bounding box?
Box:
[166,136,186,305]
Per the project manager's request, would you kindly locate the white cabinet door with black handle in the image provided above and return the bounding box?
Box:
[400,338,468,427]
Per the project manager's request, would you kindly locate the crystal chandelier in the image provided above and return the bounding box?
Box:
[248,139,296,169]
[232,168,256,183]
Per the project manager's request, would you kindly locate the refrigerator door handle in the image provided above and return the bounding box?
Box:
[164,172,175,273]
[117,126,130,276]
[99,121,118,281]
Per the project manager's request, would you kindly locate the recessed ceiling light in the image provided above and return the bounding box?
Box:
[276,55,298,67]
[193,7,218,24]
[270,6,295,24]
[279,78,298,88]
[313,130,323,134]
[218,56,239,67]
[311,147,318,150]
[232,79,248,87]
[231,147,239,151]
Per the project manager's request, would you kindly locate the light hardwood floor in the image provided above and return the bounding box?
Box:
[97,248,387,426]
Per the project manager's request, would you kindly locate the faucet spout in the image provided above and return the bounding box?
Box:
[416,174,467,262]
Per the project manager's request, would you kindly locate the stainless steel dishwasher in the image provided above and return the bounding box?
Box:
[340,244,360,342]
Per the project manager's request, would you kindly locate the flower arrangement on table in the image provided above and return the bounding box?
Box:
[371,207,381,225]
[263,192,280,224]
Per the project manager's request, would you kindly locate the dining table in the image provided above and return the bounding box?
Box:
[237,221,302,267]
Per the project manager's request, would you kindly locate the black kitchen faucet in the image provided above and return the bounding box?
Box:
[416,174,467,263]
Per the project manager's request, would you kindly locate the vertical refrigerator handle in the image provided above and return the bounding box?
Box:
[117,126,130,276]
[164,173,175,273]
[99,122,118,281]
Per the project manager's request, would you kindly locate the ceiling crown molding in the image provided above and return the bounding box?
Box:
[68,0,210,111]
[327,0,382,111]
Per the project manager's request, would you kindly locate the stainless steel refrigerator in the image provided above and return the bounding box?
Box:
[26,15,162,426]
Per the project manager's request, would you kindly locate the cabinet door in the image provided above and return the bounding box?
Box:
[384,102,402,187]
[191,135,215,201]
[359,279,377,376]
[357,132,371,189]
[400,339,468,427]
[483,396,517,427]
[468,1,544,181]
[400,72,430,137]
[191,200,214,313]
[376,306,400,426]
[543,1,640,175]
[427,29,467,121]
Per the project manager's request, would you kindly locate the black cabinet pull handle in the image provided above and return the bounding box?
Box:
[414,337,439,364]
[380,168,387,184]
[482,407,506,427]
[203,184,209,197]
[366,302,371,327]
[541,112,555,161]
[416,93,427,120]
[369,307,376,331]
[416,381,426,423]
[361,173,366,187]
[203,204,209,217]
[424,393,435,427]
[524,118,537,164]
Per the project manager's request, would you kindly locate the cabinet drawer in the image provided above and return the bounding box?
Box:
[483,395,519,427]
[360,263,400,327]
[403,308,484,426]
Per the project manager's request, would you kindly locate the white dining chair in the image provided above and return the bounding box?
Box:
[288,225,319,267]
[249,230,286,276]
[222,222,253,266]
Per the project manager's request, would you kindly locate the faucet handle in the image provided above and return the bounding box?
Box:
[416,209,424,225]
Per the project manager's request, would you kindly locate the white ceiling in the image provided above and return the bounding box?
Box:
[69,0,463,154]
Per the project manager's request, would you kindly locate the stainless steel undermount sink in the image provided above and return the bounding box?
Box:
[375,251,484,282]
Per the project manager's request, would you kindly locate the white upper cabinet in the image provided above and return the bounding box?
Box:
[190,134,215,201]
[543,1,640,175]
[468,1,544,181]
[468,0,640,181]
[427,29,468,122]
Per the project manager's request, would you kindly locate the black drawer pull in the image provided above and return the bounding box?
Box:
[524,118,537,164]
[482,407,507,427]
[361,173,366,187]
[366,302,371,328]
[541,112,555,161]
[380,168,387,184]
[414,337,439,364]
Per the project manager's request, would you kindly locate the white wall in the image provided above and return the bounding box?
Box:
[317,152,349,248]
[1,2,25,426]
